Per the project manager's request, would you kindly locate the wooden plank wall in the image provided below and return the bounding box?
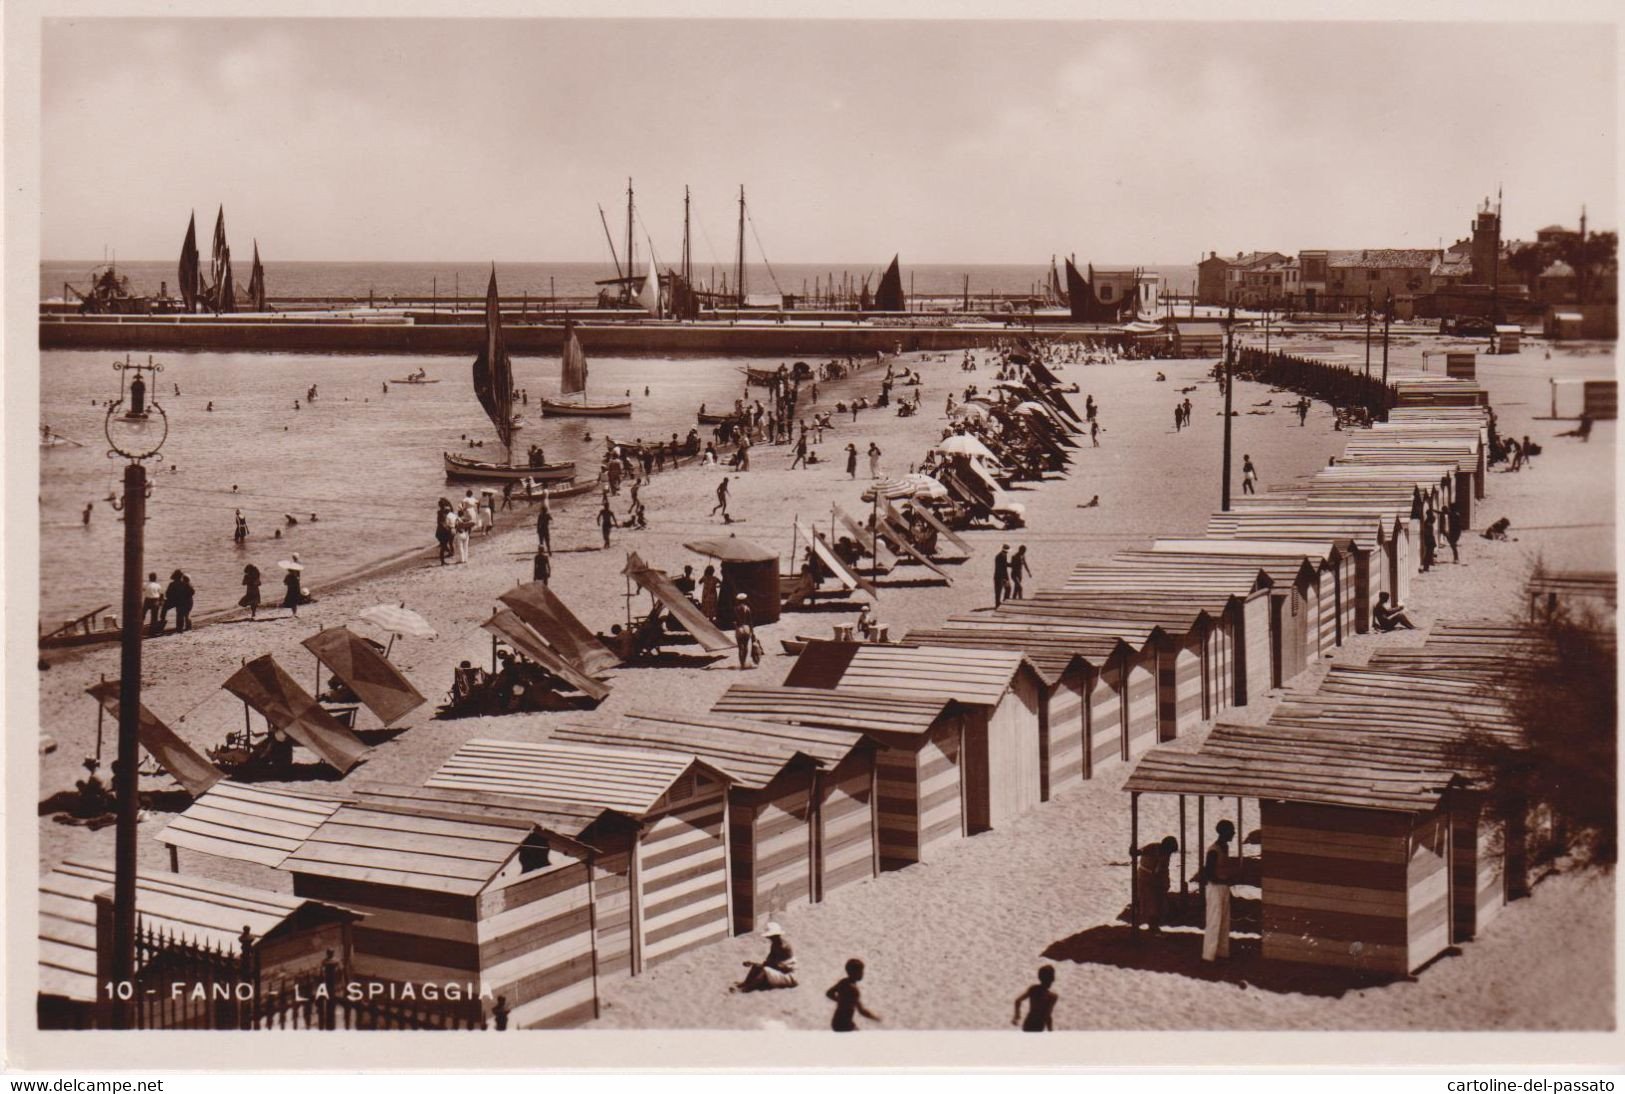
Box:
[292,875,481,990]
[1350,551,1376,633]
[731,780,812,935]
[476,859,598,1028]
[1125,656,1158,759]
[984,674,1044,828]
[589,850,633,979]
[729,804,761,934]
[916,720,965,862]
[638,790,731,970]
[962,709,992,834]
[1312,574,1337,657]
[1157,631,1204,742]
[1448,794,1504,942]
[874,740,925,870]
[820,754,877,896]
[1406,809,1451,972]
[1044,674,1086,798]
[1281,588,1312,684]
[1258,800,1415,977]
[1242,594,1273,703]
[1087,661,1126,777]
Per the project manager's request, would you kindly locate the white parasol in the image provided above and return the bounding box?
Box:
[948,402,988,420]
[934,434,999,462]
[276,559,304,572]
[357,603,437,639]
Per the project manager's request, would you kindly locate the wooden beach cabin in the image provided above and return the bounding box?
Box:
[1125,738,1470,977]
[784,641,1044,833]
[1210,506,1407,617]
[38,859,359,1030]
[424,738,734,976]
[947,607,1163,762]
[279,790,612,1029]
[712,684,968,870]
[1525,569,1618,622]
[900,627,1130,793]
[546,711,878,934]
[1148,537,1359,646]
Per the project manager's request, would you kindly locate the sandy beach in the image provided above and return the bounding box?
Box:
[33,335,1615,1032]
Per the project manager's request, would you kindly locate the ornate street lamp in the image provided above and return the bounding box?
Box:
[102,354,167,1028]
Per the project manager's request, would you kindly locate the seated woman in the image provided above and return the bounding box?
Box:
[1372,593,1418,632]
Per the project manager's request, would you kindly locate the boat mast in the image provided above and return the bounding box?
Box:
[736,185,747,308]
[626,178,635,306]
[682,186,692,287]
[598,204,624,283]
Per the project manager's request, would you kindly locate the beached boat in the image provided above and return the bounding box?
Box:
[697,410,737,425]
[740,366,781,387]
[540,322,632,417]
[508,478,598,504]
[390,375,440,384]
[443,451,575,483]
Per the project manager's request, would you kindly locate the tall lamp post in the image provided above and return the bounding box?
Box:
[1221,306,1235,512]
[1381,289,1393,419]
[104,354,167,1028]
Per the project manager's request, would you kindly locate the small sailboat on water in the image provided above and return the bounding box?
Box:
[443,268,576,483]
[539,320,632,417]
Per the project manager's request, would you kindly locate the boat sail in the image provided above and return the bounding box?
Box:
[178,212,201,313]
[637,258,661,315]
[540,321,632,417]
[869,255,906,311]
[442,268,578,481]
[246,241,266,310]
[1045,256,1068,307]
[207,206,235,314]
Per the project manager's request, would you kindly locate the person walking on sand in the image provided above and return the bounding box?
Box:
[535,493,552,554]
[993,544,1011,607]
[867,442,882,479]
[1090,419,1101,447]
[1010,545,1032,599]
[598,499,615,549]
[1241,454,1257,495]
[1444,505,1462,563]
[790,429,809,470]
[700,564,721,621]
[455,507,472,564]
[1200,820,1238,962]
[1012,966,1058,1031]
[1183,397,1193,427]
[281,558,305,616]
[1173,403,1183,432]
[436,500,455,565]
[733,594,755,670]
[712,477,732,524]
[240,563,262,620]
[845,443,858,479]
[826,959,880,1032]
[169,572,196,633]
[143,572,164,632]
[532,548,550,586]
[1135,835,1179,935]
[1420,508,1437,571]
[1297,397,1310,426]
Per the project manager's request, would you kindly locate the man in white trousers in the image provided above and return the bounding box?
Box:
[1201,819,1238,962]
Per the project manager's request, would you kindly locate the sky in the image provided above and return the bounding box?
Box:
[41,17,1618,264]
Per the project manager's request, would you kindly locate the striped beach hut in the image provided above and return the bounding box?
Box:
[900,627,1126,793]
[157,782,344,873]
[39,859,359,1030]
[1125,734,1469,977]
[1148,537,1359,645]
[279,790,613,1029]
[1391,377,1489,409]
[784,642,1044,833]
[712,685,967,870]
[545,711,877,934]
[423,738,734,978]
[1025,588,1244,737]
[946,607,1163,761]
[1526,569,1617,622]
[1211,506,1408,614]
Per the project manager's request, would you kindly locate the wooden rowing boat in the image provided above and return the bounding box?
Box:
[508,478,598,504]
[389,377,441,384]
[443,451,576,483]
[539,397,632,417]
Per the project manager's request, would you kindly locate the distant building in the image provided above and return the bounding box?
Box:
[1537,260,1578,304]
[1324,248,1440,306]
[1087,268,1162,317]
[1196,251,1286,305]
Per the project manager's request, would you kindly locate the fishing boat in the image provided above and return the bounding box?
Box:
[443,451,574,483]
[443,267,579,483]
[539,321,632,417]
[390,375,440,384]
[507,478,599,504]
[740,366,781,387]
[697,409,738,425]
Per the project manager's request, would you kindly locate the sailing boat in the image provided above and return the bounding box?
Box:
[444,268,577,483]
[539,320,632,417]
[868,255,906,312]
[246,241,266,311]
[178,212,201,312]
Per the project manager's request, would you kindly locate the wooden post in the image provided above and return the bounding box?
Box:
[1179,795,1188,896]
[168,844,179,873]
[585,854,601,1018]
[1129,791,1140,931]
[628,827,645,976]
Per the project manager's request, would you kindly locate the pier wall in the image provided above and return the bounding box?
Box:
[39,318,1058,357]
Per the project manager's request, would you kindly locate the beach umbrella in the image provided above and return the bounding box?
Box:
[934,435,998,462]
[357,603,436,639]
[276,559,304,572]
[684,537,778,563]
[948,402,988,420]
[1014,401,1052,415]
[902,473,949,499]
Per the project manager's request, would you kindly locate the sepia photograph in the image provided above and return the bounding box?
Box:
[4,0,1621,1074]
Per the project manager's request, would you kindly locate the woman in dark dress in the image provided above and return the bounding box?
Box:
[240,564,262,620]
[281,560,303,616]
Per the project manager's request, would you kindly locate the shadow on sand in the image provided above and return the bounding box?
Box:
[1042,898,1417,999]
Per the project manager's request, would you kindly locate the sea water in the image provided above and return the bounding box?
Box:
[38,349,782,624]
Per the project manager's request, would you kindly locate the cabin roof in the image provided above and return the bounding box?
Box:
[712,684,959,736]
[155,782,345,869]
[426,737,728,816]
[40,859,358,1003]
[945,612,1163,649]
[900,627,1119,682]
[546,711,869,791]
[1124,746,1456,812]
[784,641,1035,707]
[281,799,552,896]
